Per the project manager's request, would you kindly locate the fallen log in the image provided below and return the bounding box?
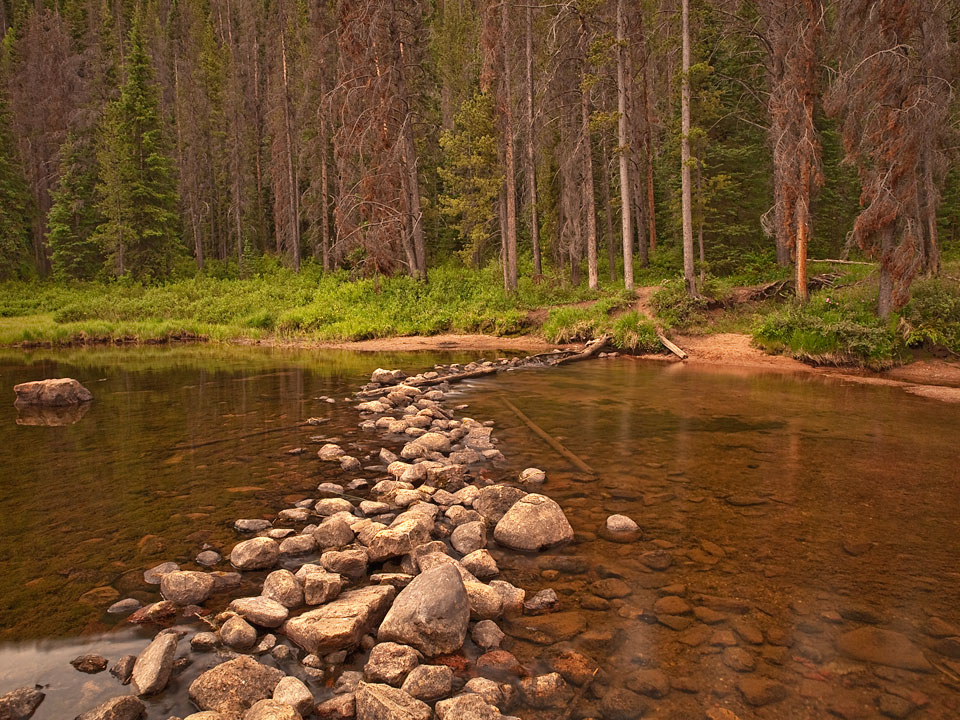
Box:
[550,334,611,366]
[657,332,688,360]
[720,272,840,306]
[809,258,876,265]
[500,396,595,475]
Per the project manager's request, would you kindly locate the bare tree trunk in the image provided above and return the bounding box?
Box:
[601,140,617,282]
[278,11,300,271]
[680,0,695,294]
[921,149,941,275]
[616,0,633,291]
[318,74,331,271]
[501,0,518,291]
[524,2,542,276]
[401,113,427,279]
[581,52,598,290]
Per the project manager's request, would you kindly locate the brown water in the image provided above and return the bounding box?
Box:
[1,347,958,718]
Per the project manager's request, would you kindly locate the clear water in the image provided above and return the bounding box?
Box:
[1,347,958,718]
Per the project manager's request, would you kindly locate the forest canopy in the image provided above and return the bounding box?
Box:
[0,0,957,319]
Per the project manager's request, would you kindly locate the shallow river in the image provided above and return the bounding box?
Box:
[1,346,958,719]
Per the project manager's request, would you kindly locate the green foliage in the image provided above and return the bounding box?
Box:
[611,311,661,353]
[900,278,960,354]
[651,280,710,327]
[438,92,502,265]
[540,297,626,344]
[92,13,182,280]
[48,133,104,280]
[0,92,32,279]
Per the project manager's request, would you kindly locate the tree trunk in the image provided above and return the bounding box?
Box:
[278,11,300,272]
[921,149,940,275]
[581,53,598,290]
[616,0,633,291]
[680,0,695,294]
[636,5,657,253]
[524,2,541,276]
[602,140,617,282]
[319,73,331,272]
[501,0,518,291]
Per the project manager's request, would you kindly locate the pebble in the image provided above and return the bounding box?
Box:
[107,598,142,615]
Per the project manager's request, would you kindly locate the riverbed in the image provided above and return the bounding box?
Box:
[1,346,958,718]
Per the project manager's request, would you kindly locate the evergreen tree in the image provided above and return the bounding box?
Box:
[93,12,181,279]
[47,132,103,280]
[0,91,31,279]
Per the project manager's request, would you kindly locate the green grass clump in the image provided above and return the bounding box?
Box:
[540,297,624,343]
[899,276,960,354]
[651,280,710,328]
[611,311,661,353]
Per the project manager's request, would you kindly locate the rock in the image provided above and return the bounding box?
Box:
[365,642,420,685]
[221,615,258,650]
[190,632,219,651]
[74,696,145,720]
[722,647,757,673]
[471,619,505,650]
[474,486,527,524]
[196,550,222,567]
[272,677,314,716]
[550,650,597,686]
[230,538,280,571]
[262,570,304,609]
[161,571,215,606]
[933,637,960,658]
[110,655,136,684]
[412,432,451,453]
[435,694,503,720]
[519,468,546,484]
[0,687,44,720]
[283,585,396,654]
[316,498,355,516]
[321,549,369,579]
[626,669,670,698]
[230,597,290,628]
[732,618,764,645]
[605,514,639,534]
[242,699,301,720]
[144,561,179,584]
[451,521,486,555]
[836,627,932,672]
[315,694,355,720]
[461,549,498,580]
[13,378,92,406]
[71,654,109,673]
[107,598,142,616]
[518,672,572,709]
[493,494,573,552]
[279,535,316,556]
[653,595,691,615]
[314,518,356,550]
[600,688,646,720]
[638,549,672,570]
[463,678,508,709]
[235,519,272,533]
[188,657,284,717]
[318,443,346,461]
[371,368,404,384]
[131,631,178,695]
[465,581,504,620]
[400,665,453,702]
[489,580,525,615]
[378,564,470,656]
[367,519,431,562]
[737,677,787,706]
[303,571,345,605]
[590,578,631,600]
[340,456,361,472]
[355,683,431,720]
[877,692,917,718]
[523,588,558,614]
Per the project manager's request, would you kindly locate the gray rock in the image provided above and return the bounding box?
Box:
[279,535,316,557]
[143,562,179,584]
[412,432,451,454]
[190,632,219,652]
[492,494,573,552]
[488,580,525,615]
[229,597,290,628]
[277,507,311,524]
[283,585,396,654]
[318,443,345,461]
[523,588,558,614]
[230,538,280,571]
[355,683,431,720]
[160,571,215,606]
[471,620,505,650]
[464,582,504,620]
[107,598,142,616]
[74,696,145,720]
[221,615,258,650]
[378,564,470,656]
[235,519,272,533]
[364,642,420,686]
[315,498,355,516]
[272,677,314,716]
[313,518,356,549]
[13,378,92,406]
[367,519,431,562]
[604,514,640,539]
[473,486,526,524]
[188,657,285,717]
[109,655,136,685]
[262,570,304,609]
[400,665,453,702]
[451,521,486,555]
[461,550,498,580]
[0,687,44,720]
[196,550,222,567]
[463,678,509,709]
[321,549,369,579]
[131,631,178,696]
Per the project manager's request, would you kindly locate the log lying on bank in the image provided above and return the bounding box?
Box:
[551,335,611,366]
[657,332,688,360]
[719,272,841,307]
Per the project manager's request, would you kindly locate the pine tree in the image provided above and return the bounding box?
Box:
[93,12,181,279]
[47,132,103,280]
[0,91,31,279]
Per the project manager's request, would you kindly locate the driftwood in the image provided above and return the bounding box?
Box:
[500,396,595,475]
[551,335,611,365]
[657,331,688,359]
[720,272,840,306]
[809,258,876,266]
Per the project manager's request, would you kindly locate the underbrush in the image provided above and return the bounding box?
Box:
[541,300,661,353]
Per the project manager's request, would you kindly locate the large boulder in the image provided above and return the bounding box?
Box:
[283,585,396,654]
[13,378,92,407]
[262,570,304,609]
[74,696,145,720]
[188,656,285,718]
[354,683,431,720]
[230,538,280,571]
[473,486,526,524]
[0,687,44,720]
[131,631,178,696]
[493,494,573,552]
[836,627,933,672]
[378,564,469,656]
[160,571,215,606]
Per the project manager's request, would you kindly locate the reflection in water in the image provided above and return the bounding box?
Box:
[0,348,958,718]
[15,401,91,426]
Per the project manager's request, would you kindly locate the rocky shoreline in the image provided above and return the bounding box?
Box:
[1,350,609,720]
